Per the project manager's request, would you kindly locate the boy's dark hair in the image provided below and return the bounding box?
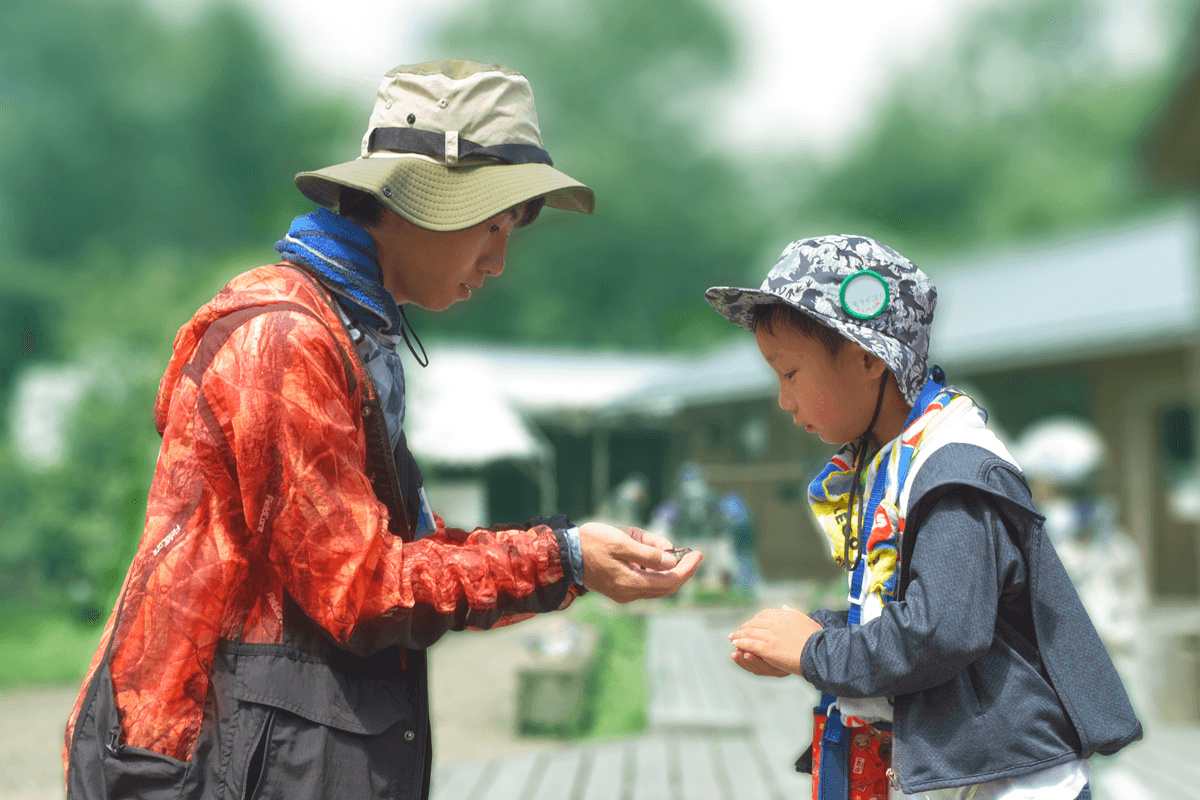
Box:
[338,187,546,229]
[750,302,845,357]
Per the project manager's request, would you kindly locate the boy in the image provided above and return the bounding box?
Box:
[63,60,699,800]
[708,235,1140,800]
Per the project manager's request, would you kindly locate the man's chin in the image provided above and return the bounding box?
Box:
[411,296,459,312]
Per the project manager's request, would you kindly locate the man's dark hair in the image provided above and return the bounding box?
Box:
[338,187,546,230]
[338,187,385,228]
[750,302,845,357]
[515,197,546,228]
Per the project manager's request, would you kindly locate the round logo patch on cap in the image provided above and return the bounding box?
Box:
[839,269,889,320]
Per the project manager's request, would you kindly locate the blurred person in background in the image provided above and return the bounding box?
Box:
[658,461,735,592]
[62,60,700,800]
[598,471,650,526]
[1014,416,1146,699]
[717,491,763,599]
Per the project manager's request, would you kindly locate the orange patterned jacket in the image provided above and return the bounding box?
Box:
[64,264,579,779]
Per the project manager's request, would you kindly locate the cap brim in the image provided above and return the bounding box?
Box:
[295,157,594,231]
[704,286,793,330]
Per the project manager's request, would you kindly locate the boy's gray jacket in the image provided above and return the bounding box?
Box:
[800,442,1143,795]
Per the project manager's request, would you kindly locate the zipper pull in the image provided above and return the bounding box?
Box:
[886,767,900,791]
[105,727,122,757]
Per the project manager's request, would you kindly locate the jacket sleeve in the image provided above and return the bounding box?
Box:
[799,489,1006,698]
[809,608,849,628]
[204,310,580,654]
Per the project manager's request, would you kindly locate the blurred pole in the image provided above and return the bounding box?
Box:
[592,429,609,515]
[1189,203,1200,596]
[540,444,557,518]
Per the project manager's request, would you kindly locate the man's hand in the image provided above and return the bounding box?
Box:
[578,522,701,603]
[728,606,822,677]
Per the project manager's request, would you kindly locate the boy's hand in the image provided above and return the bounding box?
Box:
[729,606,823,676]
[731,648,790,677]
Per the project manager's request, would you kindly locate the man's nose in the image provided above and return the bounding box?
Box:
[482,240,507,276]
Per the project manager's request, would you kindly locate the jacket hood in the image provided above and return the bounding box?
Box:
[154,264,331,435]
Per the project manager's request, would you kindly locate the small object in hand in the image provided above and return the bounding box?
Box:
[668,547,693,559]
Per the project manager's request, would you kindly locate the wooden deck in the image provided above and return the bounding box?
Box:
[431,605,1200,800]
[430,608,818,800]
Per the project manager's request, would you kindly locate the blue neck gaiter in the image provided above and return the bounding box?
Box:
[274,208,403,336]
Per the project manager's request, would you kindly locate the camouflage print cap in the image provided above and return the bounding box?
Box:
[705,234,937,405]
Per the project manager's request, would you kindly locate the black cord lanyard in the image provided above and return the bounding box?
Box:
[398,306,429,367]
[843,373,889,572]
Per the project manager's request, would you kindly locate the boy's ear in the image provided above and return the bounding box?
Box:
[860,348,889,380]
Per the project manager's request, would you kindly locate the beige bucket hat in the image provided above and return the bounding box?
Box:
[295,60,595,231]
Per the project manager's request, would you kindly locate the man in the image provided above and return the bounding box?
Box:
[63,60,700,800]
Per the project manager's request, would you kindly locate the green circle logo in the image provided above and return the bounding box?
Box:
[839,270,889,320]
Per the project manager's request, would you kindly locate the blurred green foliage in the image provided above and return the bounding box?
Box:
[570,596,649,740]
[0,0,359,640]
[789,0,1198,258]
[418,0,771,350]
[0,0,354,263]
[0,0,1196,683]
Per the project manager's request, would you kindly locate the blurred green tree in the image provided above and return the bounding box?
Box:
[788,0,1194,258]
[0,0,359,621]
[0,0,354,263]
[417,0,770,349]
[0,0,358,402]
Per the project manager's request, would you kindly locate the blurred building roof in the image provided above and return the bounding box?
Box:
[595,340,774,421]
[929,207,1200,372]
[403,344,681,466]
[405,207,1200,464]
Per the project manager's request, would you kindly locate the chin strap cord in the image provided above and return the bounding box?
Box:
[398,306,429,367]
[842,372,889,572]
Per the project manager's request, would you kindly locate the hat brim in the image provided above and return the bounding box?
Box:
[704,286,792,331]
[295,157,594,231]
[706,284,930,405]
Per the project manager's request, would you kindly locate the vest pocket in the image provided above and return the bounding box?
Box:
[214,644,417,799]
[68,660,188,800]
[240,708,274,800]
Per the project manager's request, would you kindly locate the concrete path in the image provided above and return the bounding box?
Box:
[0,685,76,800]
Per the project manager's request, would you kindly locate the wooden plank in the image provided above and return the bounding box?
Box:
[430,758,491,800]
[715,734,780,800]
[470,751,540,800]
[648,613,752,732]
[750,726,810,800]
[578,740,628,800]
[629,735,672,800]
[529,746,585,800]
[675,733,724,800]
[713,605,816,748]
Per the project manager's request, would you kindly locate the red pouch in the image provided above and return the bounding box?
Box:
[811,703,893,800]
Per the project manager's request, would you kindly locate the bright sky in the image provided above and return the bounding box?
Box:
[148,0,1174,158]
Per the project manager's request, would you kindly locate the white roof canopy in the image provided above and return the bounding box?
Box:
[403,344,681,466]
